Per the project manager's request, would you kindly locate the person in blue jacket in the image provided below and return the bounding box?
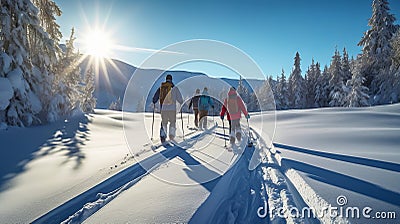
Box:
[198,87,214,130]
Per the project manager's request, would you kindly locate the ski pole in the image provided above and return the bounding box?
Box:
[181,109,185,140]
[212,106,215,124]
[246,117,253,147]
[187,110,190,128]
[151,104,155,140]
[222,118,227,148]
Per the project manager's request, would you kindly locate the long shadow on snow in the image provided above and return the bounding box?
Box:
[282,158,400,207]
[274,143,400,172]
[190,146,267,224]
[0,114,90,192]
[33,132,222,224]
[162,145,222,192]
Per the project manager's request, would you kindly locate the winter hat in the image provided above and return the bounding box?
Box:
[228,87,237,97]
[195,89,200,94]
[202,87,208,94]
[166,74,172,81]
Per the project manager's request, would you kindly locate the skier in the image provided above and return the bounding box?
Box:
[198,87,214,130]
[220,87,250,144]
[152,74,183,143]
[188,88,201,128]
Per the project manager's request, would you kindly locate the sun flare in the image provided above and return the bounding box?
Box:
[83,29,114,58]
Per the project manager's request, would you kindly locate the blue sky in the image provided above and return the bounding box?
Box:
[54,0,400,79]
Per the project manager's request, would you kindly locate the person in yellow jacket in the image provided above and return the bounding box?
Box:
[152,74,183,143]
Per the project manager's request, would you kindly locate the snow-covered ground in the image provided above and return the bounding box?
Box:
[0,104,399,223]
[253,103,400,223]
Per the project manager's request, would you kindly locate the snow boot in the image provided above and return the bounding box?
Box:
[230,136,235,144]
[236,132,242,142]
[160,126,167,143]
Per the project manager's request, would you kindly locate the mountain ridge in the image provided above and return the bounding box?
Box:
[79,56,266,111]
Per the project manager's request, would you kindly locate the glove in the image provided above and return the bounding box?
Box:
[246,114,250,119]
[220,115,224,120]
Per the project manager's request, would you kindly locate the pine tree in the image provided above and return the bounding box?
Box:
[273,75,282,110]
[32,0,62,42]
[81,67,96,113]
[48,28,81,121]
[313,62,323,107]
[257,77,275,111]
[358,0,398,100]
[318,65,331,107]
[328,49,346,107]
[109,97,122,111]
[346,59,370,107]
[391,30,400,102]
[276,69,289,110]
[305,59,319,108]
[248,92,260,112]
[29,0,62,118]
[237,77,251,106]
[341,48,352,85]
[288,52,305,109]
[0,0,45,126]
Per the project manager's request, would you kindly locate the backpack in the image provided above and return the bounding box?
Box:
[199,95,210,110]
[159,82,174,105]
[227,94,238,114]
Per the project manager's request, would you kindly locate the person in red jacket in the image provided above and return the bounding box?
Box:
[220,87,250,144]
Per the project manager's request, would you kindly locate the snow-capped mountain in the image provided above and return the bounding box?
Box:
[79,57,266,111]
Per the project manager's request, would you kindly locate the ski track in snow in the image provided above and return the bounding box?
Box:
[32,125,348,224]
[190,128,334,224]
[32,128,209,224]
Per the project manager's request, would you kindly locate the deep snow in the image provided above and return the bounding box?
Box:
[0,104,399,223]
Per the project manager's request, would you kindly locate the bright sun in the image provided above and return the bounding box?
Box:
[83,29,114,58]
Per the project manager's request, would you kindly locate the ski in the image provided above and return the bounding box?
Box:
[145,123,217,152]
[150,140,173,151]
[187,127,199,131]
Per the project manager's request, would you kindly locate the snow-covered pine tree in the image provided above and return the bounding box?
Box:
[248,92,260,112]
[237,77,251,106]
[391,30,400,102]
[341,48,352,85]
[305,59,319,108]
[32,0,62,42]
[109,97,122,111]
[276,69,289,110]
[316,65,331,107]
[273,75,282,110]
[346,58,370,107]
[80,66,96,113]
[0,0,46,126]
[288,52,305,109]
[328,49,346,107]
[257,77,275,111]
[375,27,400,104]
[358,0,398,101]
[48,28,81,121]
[313,62,323,108]
[30,0,62,119]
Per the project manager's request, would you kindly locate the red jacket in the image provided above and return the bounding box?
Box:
[220,89,248,121]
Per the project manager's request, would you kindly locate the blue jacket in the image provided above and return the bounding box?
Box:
[198,90,213,111]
